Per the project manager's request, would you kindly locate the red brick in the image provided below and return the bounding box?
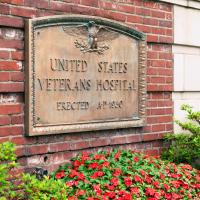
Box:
[11,115,24,124]
[0,116,10,126]
[49,142,70,152]
[143,18,158,26]
[159,20,172,28]
[151,10,165,18]
[11,51,24,61]
[0,104,23,115]
[127,15,143,23]
[143,1,159,9]
[10,136,26,145]
[70,141,90,150]
[0,137,9,143]
[81,0,98,7]
[158,85,172,91]
[159,36,173,43]
[0,72,10,81]
[15,146,25,157]
[24,0,49,9]
[150,108,165,115]
[49,1,72,12]
[151,60,166,67]
[26,145,49,155]
[144,149,159,156]
[0,16,24,28]
[126,134,141,143]
[150,77,166,84]
[143,133,159,141]
[98,1,113,10]
[10,72,24,81]
[0,61,20,71]
[110,136,127,145]
[165,123,173,131]
[109,12,126,22]
[152,124,166,132]
[165,13,172,20]
[117,5,135,13]
[0,83,24,92]
[90,138,110,147]
[11,7,36,18]
[71,5,97,15]
[147,52,158,59]
[147,35,159,42]
[0,4,10,14]
[152,140,163,147]
[0,126,23,137]
[0,39,23,50]
[0,51,10,59]
[151,27,165,35]
[165,29,172,36]
[0,0,23,5]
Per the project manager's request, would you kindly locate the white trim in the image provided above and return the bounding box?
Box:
[159,0,200,9]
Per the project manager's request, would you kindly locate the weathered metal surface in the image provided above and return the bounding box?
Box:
[25,15,147,136]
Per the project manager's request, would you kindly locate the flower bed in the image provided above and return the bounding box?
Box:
[53,150,200,200]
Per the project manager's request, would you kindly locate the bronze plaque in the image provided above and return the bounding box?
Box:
[25,15,146,136]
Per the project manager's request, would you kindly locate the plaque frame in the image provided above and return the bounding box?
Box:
[25,15,147,136]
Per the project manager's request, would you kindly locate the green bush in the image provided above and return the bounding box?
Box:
[0,141,67,200]
[161,104,200,169]
[0,142,20,200]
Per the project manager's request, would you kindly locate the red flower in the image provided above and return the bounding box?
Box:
[164,183,170,191]
[114,151,121,160]
[172,193,181,199]
[124,177,132,187]
[93,184,102,195]
[145,176,152,184]
[160,173,165,179]
[181,164,192,170]
[113,168,121,176]
[130,187,139,196]
[140,170,146,176]
[89,162,98,169]
[69,170,78,178]
[111,177,119,186]
[99,161,110,169]
[153,181,159,188]
[94,154,105,160]
[134,175,142,183]
[171,180,180,188]
[104,191,115,199]
[77,172,85,180]
[55,170,65,179]
[91,171,104,178]
[133,157,139,162]
[73,160,81,168]
[108,185,115,190]
[145,188,155,196]
[76,189,85,196]
[165,193,172,199]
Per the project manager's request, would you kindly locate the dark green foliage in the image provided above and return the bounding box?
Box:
[161,104,200,169]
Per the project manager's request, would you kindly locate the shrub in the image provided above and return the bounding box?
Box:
[0,142,20,199]
[53,149,200,199]
[161,104,200,169]
[0,141,67,200]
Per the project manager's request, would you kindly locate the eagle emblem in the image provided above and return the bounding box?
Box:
[62,21,120,55]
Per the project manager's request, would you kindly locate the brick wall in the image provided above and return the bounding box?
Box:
[0,0,173,172]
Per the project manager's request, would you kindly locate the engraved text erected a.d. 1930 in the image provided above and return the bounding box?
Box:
[25,15,146,136]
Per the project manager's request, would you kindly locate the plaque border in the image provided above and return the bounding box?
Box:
[25,15,147,136]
